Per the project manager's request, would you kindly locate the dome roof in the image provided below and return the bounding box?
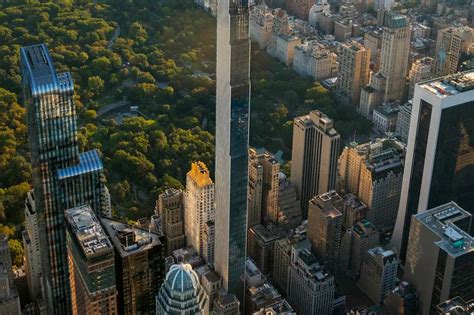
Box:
[165,264,200,293]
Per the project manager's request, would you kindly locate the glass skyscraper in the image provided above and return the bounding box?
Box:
[21,44,108,314]
[393,71,474,261]
[214,0,250,303]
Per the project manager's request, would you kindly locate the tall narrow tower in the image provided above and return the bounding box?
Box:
[215,0,250,302]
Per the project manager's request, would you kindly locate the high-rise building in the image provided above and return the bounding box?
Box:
[65,205,117,315]
[336,41,371,107]
[215,0,250,301]
[340,219,379,279]
[156,188,186,255]
[403,202,474,315]
[338,137,405,230]
[380,11,410,102]
[364,27,383,71]
[272,229,309,295]
[358,247,398,305]
[291,110,340,218]
[248,150,279,224]
[408,57,433,99]
[436,297,474,314]
[293,41,336,81]
[101,217,164,315]
[307,191,343,272]
[395,101,412,144]
[433,27,473,77]
[393,71,474,260]
[359,13,410,117]
[156,264,207,314]
[21,44,109,313]
[276,174,302,230]
[247,224,285,277]
[22,190,42,302]
[309,0,330,29]
[287,247,335,315]
[185,161,215,264]
[0,234,21,315]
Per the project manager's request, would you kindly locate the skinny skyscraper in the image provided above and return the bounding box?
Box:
[215,0,251,303]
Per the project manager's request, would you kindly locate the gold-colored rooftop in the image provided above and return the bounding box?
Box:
[187,161,213,188]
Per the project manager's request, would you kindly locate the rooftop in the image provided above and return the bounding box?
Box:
[57,150,103,180]
[295,249,332,283]
[374,102,400,117]
[420,71,474,97]
[187,161,213,188]
[64,205,112,259]
[100,217,162,258]
[437,297,474,314]
[415,202,473,257]
[250,224,285,246]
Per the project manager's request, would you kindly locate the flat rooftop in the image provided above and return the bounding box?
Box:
[415,202,473,257]
[65,205,112,258]
[57,150,103,180]
[100,217,162,258]
[420,71,474,97]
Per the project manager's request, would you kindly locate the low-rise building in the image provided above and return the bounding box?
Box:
[372,102,400,134]
[293,40,336,81]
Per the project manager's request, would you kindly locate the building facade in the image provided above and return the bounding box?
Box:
[307,191,343,273]
[215,0,250,301]
[336,41,371,107]
[185,161,215,264]
[65,205,117,315]
[21,44,109,313]
[433,27,473,77]
[393,71,474,261]
[403,202,474,315]
[156,188,186,255]
[291,111,340,218]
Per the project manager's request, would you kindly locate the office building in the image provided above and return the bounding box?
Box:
[156,263,207,314]
[276,174,301,230]
[293,41,336,81]
[403,202,473,315]
[194,265,222,314]
[358,247,398,305]
[393,71,474,260]
[433,27,473,77]
[272,230,309,295]
[336,41,371,107]
[340,219,379,279]
[215,0,250,301]
[383,282,418,315]
[65,205,117,315]
[101,217,164,315]
[22,190,42,302]
[247,224,285,276]
[307,191,343,272]
[248,149,280,224]
[156,188,186,255]
[21,44,110,313]
[287,247,335,315]
[185,161,215,264]
[291,110,340,218]
[0,234,21,315]
[408,57,433,99]
[396,101,412,144]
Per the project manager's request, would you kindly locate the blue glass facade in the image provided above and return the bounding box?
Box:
[21,44,108,314]
[215,0,250,303]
